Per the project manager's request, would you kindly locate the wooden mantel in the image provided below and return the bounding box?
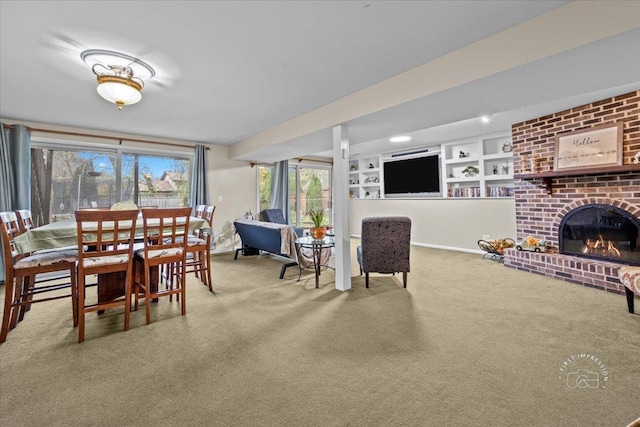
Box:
[514,164,640,194]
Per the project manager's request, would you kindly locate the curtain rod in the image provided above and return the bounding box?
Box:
[296,157,333,165]
[250,157,334,167]
[3,124,209,150]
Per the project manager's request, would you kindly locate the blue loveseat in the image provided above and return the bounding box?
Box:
[233,219,303,279]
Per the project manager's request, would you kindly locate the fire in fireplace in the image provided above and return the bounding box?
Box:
[559,204,640,266]
[582,235,621,258]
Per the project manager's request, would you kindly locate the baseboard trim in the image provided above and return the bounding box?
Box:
[411,242,484,255]
[349,234,483,255]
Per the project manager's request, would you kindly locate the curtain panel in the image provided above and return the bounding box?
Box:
[0,123,31,282]
[270,160,290,224]
[189,144,209,210]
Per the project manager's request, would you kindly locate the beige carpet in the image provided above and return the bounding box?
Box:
[1,243,638,427]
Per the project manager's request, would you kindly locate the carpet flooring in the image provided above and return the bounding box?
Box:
[0,244,638,426]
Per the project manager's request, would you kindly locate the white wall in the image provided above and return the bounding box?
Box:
[206,145,257,254]
[349,198,516,253]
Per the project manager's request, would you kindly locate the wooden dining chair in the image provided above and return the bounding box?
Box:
[133,207,191,325]
[75,209,139,343]
[14,209,39,318]
[0,211,78,344]
[184,205,215,292]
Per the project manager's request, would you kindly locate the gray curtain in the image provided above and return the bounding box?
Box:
[0,123,31,283]
[270,160,290,224]
[189,145,209,210]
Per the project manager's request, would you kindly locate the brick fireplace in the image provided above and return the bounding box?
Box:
[503,90,640,294]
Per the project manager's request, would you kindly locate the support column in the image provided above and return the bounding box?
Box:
[332,125,351,291]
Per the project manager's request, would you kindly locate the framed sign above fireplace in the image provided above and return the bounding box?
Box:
[554,122,623,171]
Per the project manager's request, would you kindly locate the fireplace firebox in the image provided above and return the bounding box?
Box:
[559,204,640,266]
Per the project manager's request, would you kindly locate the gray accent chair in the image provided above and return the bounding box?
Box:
[357,216,411,288]
[260,209,303,237]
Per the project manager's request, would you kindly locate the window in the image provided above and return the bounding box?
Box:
[30,142,192,226]
[295,166,331,228]
[257,162,332,228]
[258,165,273,214]
[121,154,191,208]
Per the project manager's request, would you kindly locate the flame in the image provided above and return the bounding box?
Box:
[581,235,621,258]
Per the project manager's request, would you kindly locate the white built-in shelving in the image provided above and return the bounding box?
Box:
[349,156,383,199]
[442,135,514,198]
[348,133,514,200]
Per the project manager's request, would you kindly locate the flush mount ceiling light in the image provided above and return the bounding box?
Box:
[480,115,491,123]
[390,135,412,143]
[81,49,155,110]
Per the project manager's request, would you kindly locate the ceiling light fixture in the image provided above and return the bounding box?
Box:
[480,115,491,123]
[81,49,155,110]
[390,135,411,143]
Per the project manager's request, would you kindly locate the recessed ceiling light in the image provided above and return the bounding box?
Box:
[390,136,411,143]
[480,115,491,123]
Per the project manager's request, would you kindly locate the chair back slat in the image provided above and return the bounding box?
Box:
[140,208,191,264]
[0,211,24,260]
[75,209,139,264]
[15,209,35,232]
[203,205,216,226]
[194,205,206,218]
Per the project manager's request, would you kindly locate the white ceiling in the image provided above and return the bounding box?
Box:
[1,1,639,163]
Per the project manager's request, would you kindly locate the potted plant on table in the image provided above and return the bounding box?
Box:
[309,209,326,240]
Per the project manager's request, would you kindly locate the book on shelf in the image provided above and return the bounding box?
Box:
[486,186,514,197]
[447,186,481,198]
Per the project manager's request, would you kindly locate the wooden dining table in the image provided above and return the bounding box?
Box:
[13,215,211,304]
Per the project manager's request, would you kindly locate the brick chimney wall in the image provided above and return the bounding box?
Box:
[503,90,640,294]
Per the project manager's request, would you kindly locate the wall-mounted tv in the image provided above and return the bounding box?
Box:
[383,154,441,197]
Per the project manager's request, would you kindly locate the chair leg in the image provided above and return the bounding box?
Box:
[365,272,369,288]
[205,250,214,293]
[0,275,15,343]
[625,287,635,314]
[133,259,141,313]
[180,265,187,316]
[144,265,151,325]
[166,262,176,302]
[70,266,78,327]
[403,271,407,288]
[18,275,34,320]
[77,273,85,343]
[9,275,23,329]
[124,270,131,332]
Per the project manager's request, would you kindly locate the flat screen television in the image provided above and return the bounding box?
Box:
[383,155,441,197]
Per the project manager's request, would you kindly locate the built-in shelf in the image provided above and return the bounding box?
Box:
[514,164,640,193]
[349,156,382,199]
[443,135,514,198]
